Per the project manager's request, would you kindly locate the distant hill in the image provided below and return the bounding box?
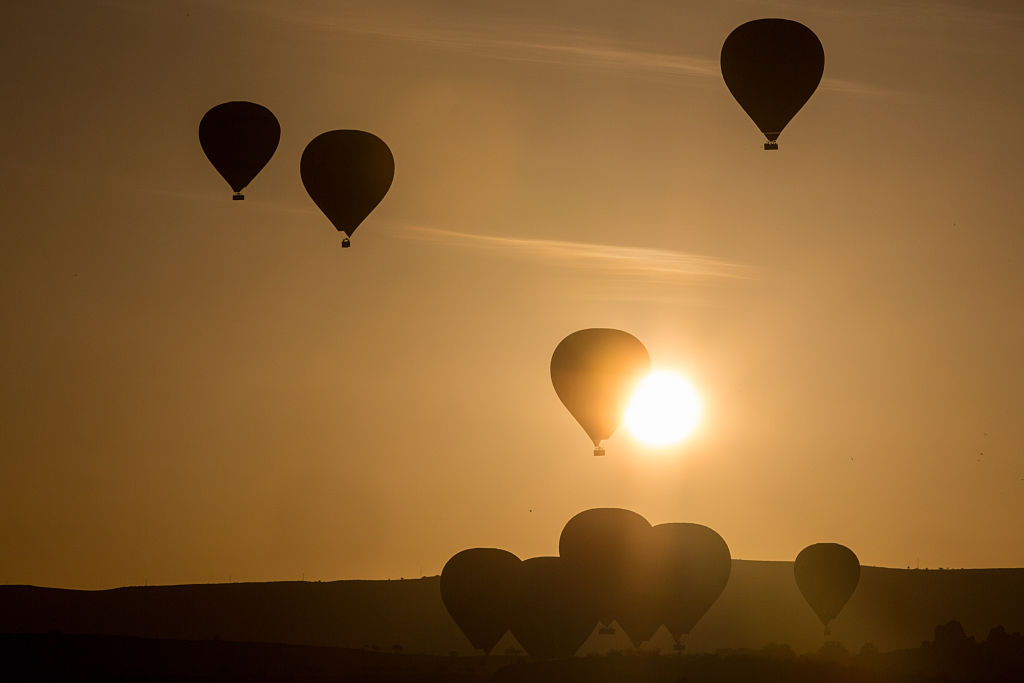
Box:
[2,562,1022,654]
[686,561,1024,653]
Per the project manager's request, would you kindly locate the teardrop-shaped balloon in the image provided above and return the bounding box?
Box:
[550,329,650,455]
[558,508,651,628]
[793,543,860,634]
[300,130,394,245]
[646,523,731,647]
[508,557,595,659]
[720,19,824,149]
[440,548,521,654]
[198,101,280,199]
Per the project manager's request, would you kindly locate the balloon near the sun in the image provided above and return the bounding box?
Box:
[624,371,702,446]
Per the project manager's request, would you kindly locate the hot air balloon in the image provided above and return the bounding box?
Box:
[794,543,860,635]
[198,101,280,199]
[300,130,394,247]
[550,329,651,456]
[558,508,651,633]
[440,548,521,655]
[643,523,731,650]
[508,557,595,659]
[720,19,824,150]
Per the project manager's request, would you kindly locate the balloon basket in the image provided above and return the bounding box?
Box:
[763,142,778,151]
[232,192,244,200]
[593,446,605,456]
[341,237,351,248]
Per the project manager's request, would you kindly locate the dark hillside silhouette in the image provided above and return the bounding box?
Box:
[2,564,1022,655]
[0,578,465,654]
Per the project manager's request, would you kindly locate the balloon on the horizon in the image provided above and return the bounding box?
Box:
[300,130,394,248]
[793,542,860,635]
[642,523,731,649]
[198,101,280,200]
[550,329,651,456]
[440,548,521,654]
[508,556,595,659]
[720,18,824,150]
[558,508,651,630]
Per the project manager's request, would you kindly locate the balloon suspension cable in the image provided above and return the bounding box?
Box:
[233,192,245,200]
[593,445,605,456]
[341,237,351,248]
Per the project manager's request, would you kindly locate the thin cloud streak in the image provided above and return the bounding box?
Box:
[204,1,884,96]
[403,226,753,287]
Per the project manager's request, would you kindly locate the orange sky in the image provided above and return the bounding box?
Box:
[1,0,1022,589]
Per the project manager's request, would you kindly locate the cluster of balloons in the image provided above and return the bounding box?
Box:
[196,17,821,246]
[550,329,651,456]
[195,16,822,234]
[440,508,731,659]
[198,102,394,247]
[442,510,862,658]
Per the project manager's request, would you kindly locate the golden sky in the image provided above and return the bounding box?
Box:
[1,0,1022,589]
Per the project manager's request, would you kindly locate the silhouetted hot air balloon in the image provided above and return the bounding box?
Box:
[440,548,521,654]
[559,508,651,632]
[300,130,394,248]
[720,19,824,150]
[550,329,650,456]
[646,523,731,650]
[198,101,280,200]
[794,543,860,635]
[508,557,595,659]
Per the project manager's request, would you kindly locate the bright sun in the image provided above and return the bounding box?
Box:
[624,371,702,446]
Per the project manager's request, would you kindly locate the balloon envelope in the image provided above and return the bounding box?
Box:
[440,548,521,654]
[550,329,650,450]
[793,543,860,629]
[645,523,731,645]
[558,508,651,627]
[508,557,595,659]
[720,19,824,144]
[198,101,280,197]
[300,130,394,239]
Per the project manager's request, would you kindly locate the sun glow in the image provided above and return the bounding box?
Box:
[624,371,702,446]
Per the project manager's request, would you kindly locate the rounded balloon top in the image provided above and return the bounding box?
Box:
[559,508,651,625]
[793,543,860,632]
[508,556,595,659]
[198,101,280,198]
[646,523,732,643]
[720,19,824,148]
[300,130,394,242]
[550,329,650,453]
[440,548,521,654]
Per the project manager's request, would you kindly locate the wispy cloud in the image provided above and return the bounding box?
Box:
[402,226,753,288]
[197,1,888,95]
[103,0,888,97]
